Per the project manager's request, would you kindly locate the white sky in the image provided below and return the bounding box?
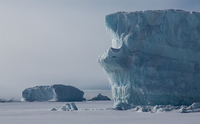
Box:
[0,0,200,99]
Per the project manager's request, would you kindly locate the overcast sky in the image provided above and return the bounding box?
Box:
[1,0,200,99]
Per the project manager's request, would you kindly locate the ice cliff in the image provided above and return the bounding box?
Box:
[22,84,84,102]
[98,9,200,107]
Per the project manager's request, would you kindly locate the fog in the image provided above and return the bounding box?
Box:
[0,0,200,99]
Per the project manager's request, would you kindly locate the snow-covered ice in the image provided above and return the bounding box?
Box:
[1,101,200,124]
[98,9,200,107]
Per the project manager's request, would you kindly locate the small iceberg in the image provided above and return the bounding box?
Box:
[88,93,111,101]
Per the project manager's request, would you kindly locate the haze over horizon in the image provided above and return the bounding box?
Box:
[1,0,200,99]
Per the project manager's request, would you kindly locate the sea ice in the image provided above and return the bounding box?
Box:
[98,9,200,107]
[22,84,84,102]
[1,101,200,124]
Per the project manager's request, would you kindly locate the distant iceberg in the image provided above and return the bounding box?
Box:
[22,84,84,102]
[0,98,15,103]
[98,9,200,107]
[89,93,111,101]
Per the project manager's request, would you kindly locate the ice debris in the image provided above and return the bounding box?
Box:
[181,102,200,113]
[50,102,78,111]
[111,102,200,113]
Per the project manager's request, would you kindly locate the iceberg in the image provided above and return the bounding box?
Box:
[89,93,111,101]
[98,9,200,107]
[22,84,84,102]
[0,98,15,103]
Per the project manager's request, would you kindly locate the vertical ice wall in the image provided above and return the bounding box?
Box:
[98,10,200,106]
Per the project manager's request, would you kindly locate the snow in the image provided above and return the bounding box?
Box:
[22,84,84,102]
[1,101,200,124]
[98,9,200,107]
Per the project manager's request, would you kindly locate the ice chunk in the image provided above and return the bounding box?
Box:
[181,102,200,113]
[22,84,84,102]
[65,103,71,109]
[137,106,152,112]
[61,105,68,111]
[98,9,200,106]
[70,102,78,110]
[51,102,78,111]
[190,102,200,109]
[113,101,131,110]
[50,108,57,111]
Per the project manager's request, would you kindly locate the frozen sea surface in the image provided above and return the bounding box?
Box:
[0,101,200,124]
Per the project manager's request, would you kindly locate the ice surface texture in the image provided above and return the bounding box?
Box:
[98,9,200,106]
[22,84,84,102]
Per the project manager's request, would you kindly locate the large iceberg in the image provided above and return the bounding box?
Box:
[22,84,84,102]
[98,9,200,107]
